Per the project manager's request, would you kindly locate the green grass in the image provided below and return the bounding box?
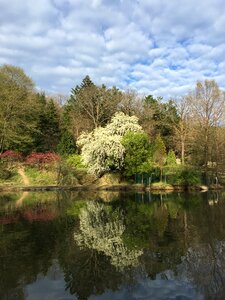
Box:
[0,168,23,186]
[24,167,57,185]
[151,181,174,190]
[0,166,57,186]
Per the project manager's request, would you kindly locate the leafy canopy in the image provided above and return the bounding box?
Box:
[122,131,151,176]
[0,64,37,153]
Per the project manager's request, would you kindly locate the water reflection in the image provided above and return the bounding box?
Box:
[179,241,225,299]
[0,191,225,299]
[75,202,143,270]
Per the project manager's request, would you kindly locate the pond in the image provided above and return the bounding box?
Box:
[0,190,225,300]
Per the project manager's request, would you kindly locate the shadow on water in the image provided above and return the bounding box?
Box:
[0,190,225,299]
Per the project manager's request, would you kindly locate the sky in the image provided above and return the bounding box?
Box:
[0,0,225,98]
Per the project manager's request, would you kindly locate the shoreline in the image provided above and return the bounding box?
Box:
[0,183,224,193]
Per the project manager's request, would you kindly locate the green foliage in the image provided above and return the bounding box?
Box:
[143,96,179,149]
[0,64,38,153]
[68,76,122,130]
[150,182,173,190]
[57,130,76,156]
[153,134,167,166]
[34,95,62,152]
[0,152,20,182]
[166,166,201,185]
[144,94,160,107]
[66,154,86,170]
[0,161,12,180]
[122,131,151,176]
[166,150,177,166]
[0,167,22,185]
[56,163,80,186]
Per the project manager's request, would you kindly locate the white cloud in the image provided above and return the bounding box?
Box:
[0,0,225,97]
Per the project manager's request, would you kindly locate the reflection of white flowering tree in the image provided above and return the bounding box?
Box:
[77,112,143,176]
[75,201,143,270]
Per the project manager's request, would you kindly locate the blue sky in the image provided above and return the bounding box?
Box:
[0,0,225,98]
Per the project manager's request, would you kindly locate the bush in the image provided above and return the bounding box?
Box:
[56,163,80,185]
[166,166,201,186]
[26,152,61,169]
[151,182,174,190]
[66,154,86,170]
[0,159,13,180]
[0,168,12,180]
[0,150,23,162]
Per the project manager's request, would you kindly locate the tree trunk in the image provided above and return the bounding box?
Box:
[181,139,185,165]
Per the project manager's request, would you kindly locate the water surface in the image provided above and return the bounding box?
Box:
[0,190,225,300]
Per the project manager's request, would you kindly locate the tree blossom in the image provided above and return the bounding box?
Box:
[77,112,143,176]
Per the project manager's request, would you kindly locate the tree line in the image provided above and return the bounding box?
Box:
[0,64,225,183]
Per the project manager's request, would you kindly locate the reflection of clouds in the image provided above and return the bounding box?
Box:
[90,277,203,300]
[180,241,225,298]
[75,202,143,270]
[25,260,75,300]
[158,241,225,299]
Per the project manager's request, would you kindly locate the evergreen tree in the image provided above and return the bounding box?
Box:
[80,75,94,89]
[57,130,76,156]
[34,95,62,152]
[70,75,95,103]
[166,150,177,166]
[141,96,179,149]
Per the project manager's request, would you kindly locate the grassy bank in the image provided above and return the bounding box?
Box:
[0,166,57,186]
[0,162,225,193]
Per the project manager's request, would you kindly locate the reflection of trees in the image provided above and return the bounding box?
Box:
[75,202,143,270]
[175,241,225,299]
[153,192,225,299]
[2,191,225,300]
[62,244,124,300]
[0,215,73,300]
[177,195,225,299]
[16,191,29,207]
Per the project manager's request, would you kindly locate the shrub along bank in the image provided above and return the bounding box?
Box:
[0,150,224,191]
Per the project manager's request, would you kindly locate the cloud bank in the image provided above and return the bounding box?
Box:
[0,0,224,98]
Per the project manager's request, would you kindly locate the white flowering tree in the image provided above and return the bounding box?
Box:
[77,112,143,176]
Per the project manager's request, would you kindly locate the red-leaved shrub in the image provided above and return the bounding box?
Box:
[0,150,23,161]
[25,152,61,168]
